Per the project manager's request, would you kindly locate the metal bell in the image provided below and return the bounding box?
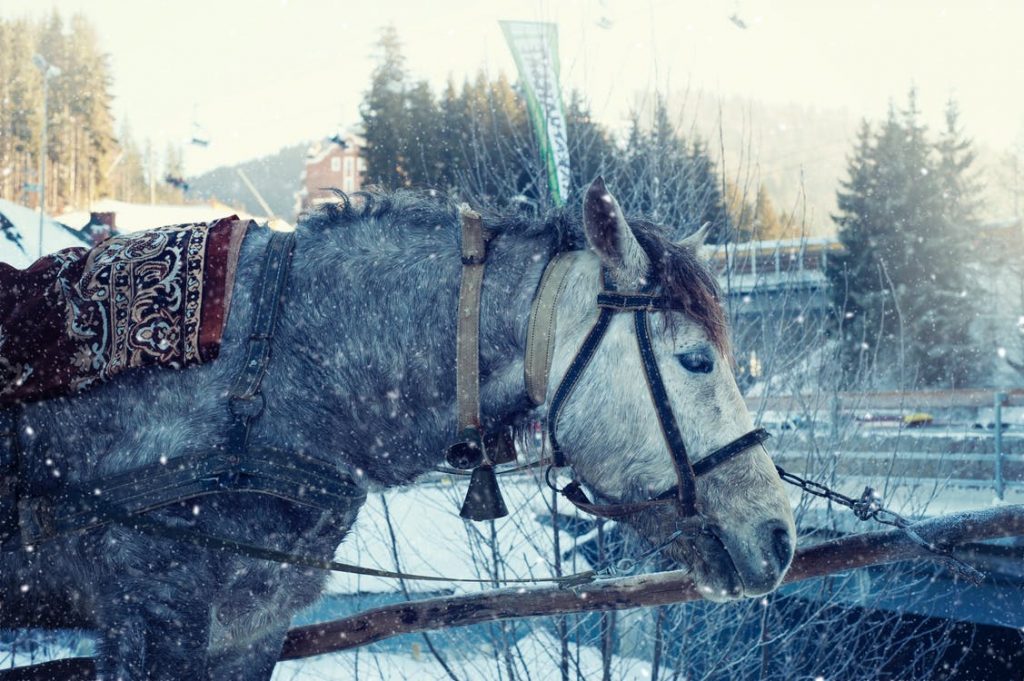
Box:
[459,464,508,521]
[446,427,485,470]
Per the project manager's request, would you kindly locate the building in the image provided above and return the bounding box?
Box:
[701,236,842,384]
[295,134,366,214]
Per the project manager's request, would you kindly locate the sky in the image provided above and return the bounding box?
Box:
[2,0,1022,176]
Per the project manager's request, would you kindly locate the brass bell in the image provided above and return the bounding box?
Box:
[459,464,508,521]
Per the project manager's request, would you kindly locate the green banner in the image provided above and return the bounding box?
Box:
[500,20,571,206]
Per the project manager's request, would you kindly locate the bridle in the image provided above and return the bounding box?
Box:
[448,207,769,523]
[531,253,770,521]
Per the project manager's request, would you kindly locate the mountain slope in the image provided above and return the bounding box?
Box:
[188,142,310,221]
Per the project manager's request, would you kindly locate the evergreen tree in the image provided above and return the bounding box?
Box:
[0,12,116,210]
[360,25,410,189]
[752,185,785,240]
[564,89,615,201]
[404,80,443,187]
[688,137,732,244]
[724,180,756,242]
[936,98,981,230]
[437,77,468,189]
[828,91,979,387]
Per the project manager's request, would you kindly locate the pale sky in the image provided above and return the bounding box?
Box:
[2,0,1022,176]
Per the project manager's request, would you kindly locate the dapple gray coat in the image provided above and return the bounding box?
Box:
[0,184,794,680]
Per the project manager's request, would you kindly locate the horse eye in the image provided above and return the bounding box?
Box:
[676,348,714,374]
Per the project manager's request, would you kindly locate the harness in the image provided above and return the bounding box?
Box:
[0,231,369,552]
[443,210,768,523]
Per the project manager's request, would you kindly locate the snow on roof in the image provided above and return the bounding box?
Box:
[58,199,258,234]
[0,198,89,268]
[327,477,593,595]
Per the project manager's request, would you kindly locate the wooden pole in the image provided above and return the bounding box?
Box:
[279,504,1024,659]
[1,505,1020,680]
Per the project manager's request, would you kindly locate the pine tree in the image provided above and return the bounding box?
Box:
[437,77,467,189]
[752,185,785,240]
[360,25,410,189]
[404,80,442,187]
[936,98,981,230]
[688,137,731,244]
[828,91,979,387]
[564,90,615,201]
[0,12,116,210]
[724,180,756,241]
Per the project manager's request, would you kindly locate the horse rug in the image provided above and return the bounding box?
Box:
[0,217,251,406]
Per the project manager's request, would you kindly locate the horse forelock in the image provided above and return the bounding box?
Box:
[628,221,731,356]
[298,188,728,354]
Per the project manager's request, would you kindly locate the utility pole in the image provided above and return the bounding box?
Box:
[32,53,61,258]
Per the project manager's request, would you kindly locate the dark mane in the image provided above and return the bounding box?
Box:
[299,188,729,353]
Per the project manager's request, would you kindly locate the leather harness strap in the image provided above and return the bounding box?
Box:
[226,230,295,452]
[2,230,370,553]
[524,252,580,406]
[448,207,492,467]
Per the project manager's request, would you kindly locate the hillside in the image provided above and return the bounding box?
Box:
[188,142,310,222]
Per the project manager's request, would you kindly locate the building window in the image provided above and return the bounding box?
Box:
[343,177,355,192]
[344,156,355,177]
[330,157,341,172]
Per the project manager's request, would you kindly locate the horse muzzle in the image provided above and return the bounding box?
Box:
[689,520,794,600]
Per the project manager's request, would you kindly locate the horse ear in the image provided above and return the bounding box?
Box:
[582,177,650,287]
[679,222,711,251]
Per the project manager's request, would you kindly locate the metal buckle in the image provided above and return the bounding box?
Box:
[229,393,266,420]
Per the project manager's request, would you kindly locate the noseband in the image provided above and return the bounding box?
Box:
[533,254,770,520]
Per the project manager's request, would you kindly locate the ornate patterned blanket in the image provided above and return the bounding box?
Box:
[0,217,251,406]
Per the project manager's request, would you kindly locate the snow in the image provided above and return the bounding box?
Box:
[0,199,88,268]
[326,476,592,595]
[271,629,653,681]
[57,199,258,234]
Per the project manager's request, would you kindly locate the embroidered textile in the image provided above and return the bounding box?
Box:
[0,217,250,405]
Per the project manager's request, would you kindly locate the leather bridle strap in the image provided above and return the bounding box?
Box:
[446,206,502,474]
[455,207,487,434]
[547,305,614,467]
[225,230,295,453]
[634,309,698,516]
[538,262,771,520]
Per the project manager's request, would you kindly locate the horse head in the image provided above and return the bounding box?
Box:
[542,177,795,600]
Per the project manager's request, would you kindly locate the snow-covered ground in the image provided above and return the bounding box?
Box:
[324,475,594,595]
[272,630,652,681]
[0,198,88,267]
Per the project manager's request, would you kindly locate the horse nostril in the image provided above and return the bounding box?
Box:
[770,525,793,569]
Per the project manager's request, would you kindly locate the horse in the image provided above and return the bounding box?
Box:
[0,178,795,680]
